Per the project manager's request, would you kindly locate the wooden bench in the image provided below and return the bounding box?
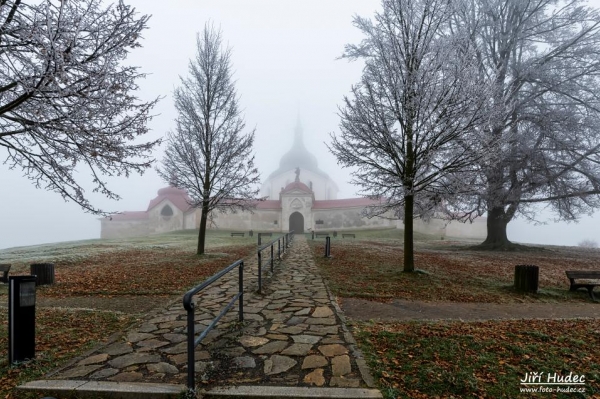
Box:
[342,233,356,239]
[230,232,245,237]
[565,271,600,300]
[316,233,330,238]
[0,264,10,283]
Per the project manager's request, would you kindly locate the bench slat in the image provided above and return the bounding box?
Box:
[566,271,600,279]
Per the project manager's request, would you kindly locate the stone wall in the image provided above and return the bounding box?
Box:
[312,208,396,231]
[100,219,149,239]
[211,209,282,232]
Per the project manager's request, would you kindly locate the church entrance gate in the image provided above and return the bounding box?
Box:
[289,212,304,233]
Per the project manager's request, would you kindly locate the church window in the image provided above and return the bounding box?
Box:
[161,204,174,217]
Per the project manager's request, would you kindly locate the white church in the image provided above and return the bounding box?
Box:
[100,122,485,239]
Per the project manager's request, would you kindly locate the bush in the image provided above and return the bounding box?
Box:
[578,239,598,248]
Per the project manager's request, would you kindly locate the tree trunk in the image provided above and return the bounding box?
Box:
[480,206,512,249]
[403,195,414,272]
[197,202,210,255]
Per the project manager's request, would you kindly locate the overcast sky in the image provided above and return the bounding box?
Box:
[2,0,600,250]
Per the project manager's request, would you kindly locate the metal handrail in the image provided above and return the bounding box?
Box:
[182,259,244,393]
[257,230,294,293]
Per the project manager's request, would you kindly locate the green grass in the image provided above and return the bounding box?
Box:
[355,320,600,399]
[0,229,258,269]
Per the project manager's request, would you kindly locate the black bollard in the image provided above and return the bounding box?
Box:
[325,237,331,258]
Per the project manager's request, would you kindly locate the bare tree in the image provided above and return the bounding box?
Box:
[0,0,160,213]
[330,0,490,272]
[158,24,260,255]
[448,0,600,249]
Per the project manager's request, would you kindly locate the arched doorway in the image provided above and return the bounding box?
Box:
[289,212,304,233]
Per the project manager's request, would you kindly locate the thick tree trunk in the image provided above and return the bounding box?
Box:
[480,206,512,249]
[197,202,210,255]
[403,195,414,272]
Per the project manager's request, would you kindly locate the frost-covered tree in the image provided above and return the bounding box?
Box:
[0,0,160,213]
[448,0,600,249]
[158,24,260,255]
[330,0,490,272]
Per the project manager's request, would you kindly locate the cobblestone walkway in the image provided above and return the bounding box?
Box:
[46,235,374,391]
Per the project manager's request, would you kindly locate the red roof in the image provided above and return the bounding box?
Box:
[281,181,313,194]
[147,186,193,213]
[255,200,282,209]
[104,211,149,221]
[313,197,383,209]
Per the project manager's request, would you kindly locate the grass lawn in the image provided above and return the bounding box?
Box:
[0,229,257,398]
[309,229,600,303]
[309,229,600,398]
[354,319,600,398]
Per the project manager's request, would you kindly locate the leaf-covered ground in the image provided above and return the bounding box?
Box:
[0,244,253,298]
[310,238,600,303]
[0,231,258,398]
[355,319,600,399]
[0,308,136,399]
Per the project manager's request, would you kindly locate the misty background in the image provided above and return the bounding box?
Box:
[2,0,600,250]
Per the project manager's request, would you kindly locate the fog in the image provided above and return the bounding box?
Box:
[1,0,600,250]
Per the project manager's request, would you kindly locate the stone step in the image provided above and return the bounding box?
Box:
[17,380,185,399]
[18,381,383,399]
[204,386,383,399]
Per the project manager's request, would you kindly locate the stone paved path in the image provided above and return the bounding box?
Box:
[46,235,373,391]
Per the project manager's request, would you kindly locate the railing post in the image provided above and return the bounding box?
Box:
[258,233,262,246]
[270,244,274,273]
[258,250,262,294]
[187,303,195,392]
[325,236,331,258]
[278,239,281,260]
[239,261,244,321]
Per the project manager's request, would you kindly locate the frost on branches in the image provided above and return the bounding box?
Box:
[157,25,261,255]
[330,0,493,271]
[448,0,600,249]
[0,0,160,213]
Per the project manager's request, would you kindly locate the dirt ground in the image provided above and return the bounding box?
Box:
[340,297,600,321]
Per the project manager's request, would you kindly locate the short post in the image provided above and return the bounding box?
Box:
[186,302,195,391]
[270,244,274,272]
[312,231,315,240]
[325,237,331,258]
[278,239,281,260]
[238,261,244,321]
[258,250,262,294]
[9,276,37,364]
[258,233,262,246]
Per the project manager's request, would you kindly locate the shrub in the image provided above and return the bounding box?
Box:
[578,239,599,248]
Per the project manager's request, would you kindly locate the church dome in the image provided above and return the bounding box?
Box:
[269,120,327,178]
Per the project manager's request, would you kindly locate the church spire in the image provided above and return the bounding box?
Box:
[294,116,304,146]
